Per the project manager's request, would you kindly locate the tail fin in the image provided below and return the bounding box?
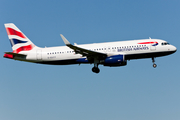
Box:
[4,23,36,53]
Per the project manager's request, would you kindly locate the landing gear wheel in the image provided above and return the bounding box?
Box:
[153,64,157,68]
[92,67,100,73]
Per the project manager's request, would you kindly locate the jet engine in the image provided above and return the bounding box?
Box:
[103,55,127,67]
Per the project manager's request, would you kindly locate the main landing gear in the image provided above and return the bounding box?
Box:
[152,57,157,68]
[92,59,100,73]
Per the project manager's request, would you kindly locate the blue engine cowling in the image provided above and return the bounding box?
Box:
[103,55,127,66]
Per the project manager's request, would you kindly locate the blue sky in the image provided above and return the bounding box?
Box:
[0,0,180,120]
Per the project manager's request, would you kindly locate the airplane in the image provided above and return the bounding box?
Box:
[4,23,177,73]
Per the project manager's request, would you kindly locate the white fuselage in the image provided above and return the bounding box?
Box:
[17,39,176,65]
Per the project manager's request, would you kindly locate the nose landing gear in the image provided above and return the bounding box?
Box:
[152,57,157,68]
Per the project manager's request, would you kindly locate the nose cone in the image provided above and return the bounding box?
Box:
[171,45,177,53]
[173,45,177,51]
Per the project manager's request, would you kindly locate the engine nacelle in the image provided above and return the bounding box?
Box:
[103,55,127,67]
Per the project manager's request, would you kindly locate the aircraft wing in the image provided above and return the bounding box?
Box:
[60,34,107,60]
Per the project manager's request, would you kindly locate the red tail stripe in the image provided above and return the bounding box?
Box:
[138,42,158,44]
[13,44,34,53]
[6,27,26,38]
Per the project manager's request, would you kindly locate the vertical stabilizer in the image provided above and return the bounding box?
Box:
[4,23,36,53]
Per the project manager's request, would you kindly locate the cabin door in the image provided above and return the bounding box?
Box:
[150,41,156,51]
[36,50,42,60]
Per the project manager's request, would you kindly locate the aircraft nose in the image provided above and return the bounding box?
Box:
[171,45,177,53]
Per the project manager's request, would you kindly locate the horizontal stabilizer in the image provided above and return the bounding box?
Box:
[5,52,27,57]
[4,52,27,59]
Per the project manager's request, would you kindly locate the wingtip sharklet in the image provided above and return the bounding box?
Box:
[60,34,71,45]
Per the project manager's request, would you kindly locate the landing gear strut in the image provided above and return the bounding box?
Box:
[152,57,157,68]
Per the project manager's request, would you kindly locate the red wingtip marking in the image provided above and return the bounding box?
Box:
[6,27,26,38]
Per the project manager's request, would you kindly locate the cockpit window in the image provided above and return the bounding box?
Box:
[162,42,170,45]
